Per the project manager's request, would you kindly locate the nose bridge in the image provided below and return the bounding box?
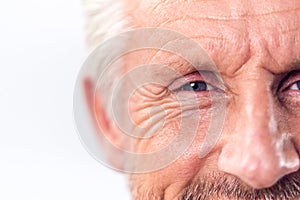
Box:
[236,86,279,165]
[241,84,272,135]
[233,83,279,170]
[218,78,300,189]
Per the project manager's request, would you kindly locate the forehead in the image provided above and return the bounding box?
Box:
[127,0,300,74]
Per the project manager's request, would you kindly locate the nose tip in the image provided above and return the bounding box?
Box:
[218,138,300,189]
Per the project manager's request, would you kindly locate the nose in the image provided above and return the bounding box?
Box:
[218,86,300,189]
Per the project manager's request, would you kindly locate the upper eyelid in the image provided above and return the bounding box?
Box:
[168,70,225,91]
[168,71,207,91]
[278,70,300,92]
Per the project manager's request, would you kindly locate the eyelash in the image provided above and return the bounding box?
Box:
[177,81,215,92]
[170,71,223,94]
[172,71,300,95]
[280,71,300,92]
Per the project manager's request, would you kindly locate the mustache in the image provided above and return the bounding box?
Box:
[180,171,300,200]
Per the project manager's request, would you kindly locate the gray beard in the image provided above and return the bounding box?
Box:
[131,171,300,200]
[180,171,300,200]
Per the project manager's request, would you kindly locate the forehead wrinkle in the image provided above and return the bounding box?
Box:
[156,18,247,47]
[202,7,300,21]
[149,0,178,14]
[157,15,300,49]
[142,0,300,20]
[150,10,300,32]
[281,27,300,35]
[191,35,228,41]
[130,1,300,83]
[157,15,248,26]
[248,7,300,18]
[133,1,300,40]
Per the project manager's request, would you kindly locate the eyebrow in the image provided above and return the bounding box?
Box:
[164,59,226,86]
[146,58,300,90]
[263,59,300,75]
[164,58,219,75]
[141,58,220,87]
[287,60,300,71]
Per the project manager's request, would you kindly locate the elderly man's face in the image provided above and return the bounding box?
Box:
[99,0,300,199]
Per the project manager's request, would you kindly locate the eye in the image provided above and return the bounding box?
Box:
[279,70,300,92]
[169,71,224,94]
[179,81,213,92]
[168,71,225,109]
[278,71,300,112]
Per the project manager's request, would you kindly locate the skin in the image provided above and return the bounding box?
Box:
[94,0,300,199]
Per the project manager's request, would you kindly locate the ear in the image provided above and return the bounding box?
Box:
[83,77,110,134]
[83,77,125,170]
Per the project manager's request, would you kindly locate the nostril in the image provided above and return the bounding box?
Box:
[218,129,300,189]
[238,163,280,189]
[219,157,280,189]
[218,151,300,189]
[217,146,296,189]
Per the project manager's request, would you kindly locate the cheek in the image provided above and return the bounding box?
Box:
[128,93,181,153]
[277,94,300,144]
[128,93,215,171]
[282,109,300,148]
[128,118,216,199]
[126,85,221,197]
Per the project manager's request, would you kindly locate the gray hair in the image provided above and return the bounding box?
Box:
[83,0,133,118]
[83,0,129,51]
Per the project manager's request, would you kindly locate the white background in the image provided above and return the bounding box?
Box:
[0,0,130,199]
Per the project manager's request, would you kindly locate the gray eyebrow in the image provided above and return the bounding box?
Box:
[287,59,300,71]
[263,59,300,75]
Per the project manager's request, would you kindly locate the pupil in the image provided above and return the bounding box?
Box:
[297,81,300,90]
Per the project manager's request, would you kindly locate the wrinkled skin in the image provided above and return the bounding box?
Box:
[99,0,300,199]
